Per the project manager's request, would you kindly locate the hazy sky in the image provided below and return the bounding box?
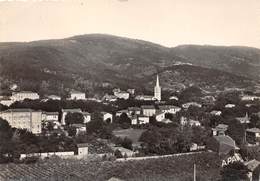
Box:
[0,0,260,48]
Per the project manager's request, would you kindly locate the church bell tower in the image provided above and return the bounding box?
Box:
[154,74,161,101]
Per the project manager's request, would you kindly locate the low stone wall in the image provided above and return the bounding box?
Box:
[20,151,75,159]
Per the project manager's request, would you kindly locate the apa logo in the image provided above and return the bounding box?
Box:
[221,153,244,167]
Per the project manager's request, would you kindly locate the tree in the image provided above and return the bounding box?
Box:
[67,127,77,137]
[65,112,84,126]
[249,114,260,128]
[221,162,249,181]
[121,137,133,150]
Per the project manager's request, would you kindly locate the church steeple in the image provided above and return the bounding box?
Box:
[156,74,160,87]
[154,74,161,101]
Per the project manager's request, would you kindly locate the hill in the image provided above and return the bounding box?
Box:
[0,34,258,96]
[171,45,260,79]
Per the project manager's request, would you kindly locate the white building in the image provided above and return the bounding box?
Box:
[241,95,260,101]
[180,117,201,127]
[141,105,156,117]
[0,109,42,134]
[182,102,202,109]
[47,95,61,100]
[158,105,181,114]
[154,75,161,101]
[169,96,179,101]
[69,91,86,100]
[210,110,222,116]
[0,98,14,106]
[82,112,91,123]
[155,111,165,122]
[45,112,59,122]
[114,91,130,100]
[137,115,150,124]
[225,104,236,108]
[135,95,155,101]
[11,91,40,102]
[101,112,113,123]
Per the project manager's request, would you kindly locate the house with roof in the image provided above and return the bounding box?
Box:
[246,128,260,145]
[210,110,222,116]
[180,117,201,127]
[155,111,165,122]
[114,90,130,100]
[116,109,130,117]
[210,135,240,155]
[236,113,250,124]
[11,91,40,101]
[47,95,61,100]
[141,105,156,117]
[71,124,86,135]
[241,95,260,101]
[212,124,228,136]
[158,105,181,114]
[69,91,86,100]
[182,102,202,109]
[225,104,236,108]
[135,95,155,101]
[102,94,118,102]
[137,115,150,125]
[0,108,42,134]
[101,112,113,123]
[128,107,141,116]
[0,97,14,106]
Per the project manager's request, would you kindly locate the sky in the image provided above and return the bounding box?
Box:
[0,0,260,48]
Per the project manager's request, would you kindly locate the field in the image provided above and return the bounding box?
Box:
[0,152,221,181]
[113,129,146,143]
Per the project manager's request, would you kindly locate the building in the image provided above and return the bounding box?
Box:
[0,109,42,134]
[154,75,161,101]
[182,102,202,109]
[246,128,260,145]
[71,124,86,135]
[47,95,61,100]
[103,94,118,102]
[69,91,86,100]
[101,112,113,123]
[236,113,250,124]
[241,95,260,101]
[130,115,138,125]
[137,115,150,124]
[61,108,82,125]
[212,135,239,155]
[128,107,141,116]
[212,124,228,136]
[180,117,201,127]
[0,98,14,107]
[114,91,130,100]
[225,104,236,108]
[82,112,91,123]
[11,91,40,102]
[116,109,129,117]
[158,105,181,114]
[77,143,89,159]
[135,95,155,101]
[169,96,178,101]
[210,110,222,116]
[141,105,156,117]
[155,111,165,122]
[44,112,59,122]
[127,89,135,95]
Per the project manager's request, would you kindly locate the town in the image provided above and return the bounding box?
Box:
[1,73,260,180]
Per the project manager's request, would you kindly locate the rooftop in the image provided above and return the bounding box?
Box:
[246,128,260,133]
[62,108,82,112]
[1,108,41,113]
[77,143,89,148]
[141,105,155,109]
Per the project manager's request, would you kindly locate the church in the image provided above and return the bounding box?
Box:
[135,74,162,101]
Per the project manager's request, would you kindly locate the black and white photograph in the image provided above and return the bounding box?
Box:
[0,0,260,180]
